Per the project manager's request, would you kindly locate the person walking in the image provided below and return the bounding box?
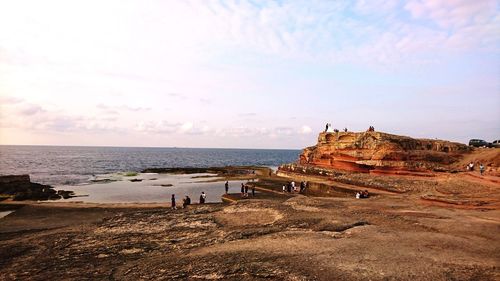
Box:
[244,184,249,198]
[225,181,229,194]
[171,194,176,210]
[199,192,206,204]
[480,163,485,175]
[251,185,255,197]
[241,183,245,197]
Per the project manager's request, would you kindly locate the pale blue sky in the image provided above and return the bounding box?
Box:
[0,0,499,148]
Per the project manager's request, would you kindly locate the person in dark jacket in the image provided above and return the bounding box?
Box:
[171,194,176,210]
[183,196,191,208]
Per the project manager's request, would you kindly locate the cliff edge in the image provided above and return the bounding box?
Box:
[282,131,471,176]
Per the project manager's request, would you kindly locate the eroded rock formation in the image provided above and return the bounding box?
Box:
[281,131,470,176]
[0,174,72,201]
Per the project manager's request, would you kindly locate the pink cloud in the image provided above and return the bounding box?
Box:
[405,0,497,29]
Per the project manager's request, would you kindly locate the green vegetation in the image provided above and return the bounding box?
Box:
[123,172,138,177]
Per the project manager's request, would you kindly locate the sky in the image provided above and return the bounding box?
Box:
[0,0,499,149]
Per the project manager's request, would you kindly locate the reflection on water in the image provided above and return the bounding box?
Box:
[56,173,247,204]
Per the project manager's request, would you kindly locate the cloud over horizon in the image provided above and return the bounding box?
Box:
[0,0,498,148]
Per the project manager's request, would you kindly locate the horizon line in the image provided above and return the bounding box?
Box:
[0,144,302,151]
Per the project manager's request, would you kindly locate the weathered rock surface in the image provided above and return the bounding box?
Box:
[281,131,470,176]
[1,198,498,280]
[0,175,71,201]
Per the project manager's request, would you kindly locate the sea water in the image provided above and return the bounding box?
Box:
[0,145,299,186]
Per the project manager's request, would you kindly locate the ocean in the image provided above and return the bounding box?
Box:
[0,145,300,186]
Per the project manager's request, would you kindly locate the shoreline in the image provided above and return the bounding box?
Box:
[1,165,499,280]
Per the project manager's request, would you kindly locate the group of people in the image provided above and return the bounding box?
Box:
[324,123,349,133]
[282,181,307,193]
[240,183,255,198]
[170,192,207,209]
[466,162,485,175]
[367,126,375,132]
[355,190,370,199]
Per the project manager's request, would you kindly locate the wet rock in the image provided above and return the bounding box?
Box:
[57,190,76,199]
[90,179,117,184]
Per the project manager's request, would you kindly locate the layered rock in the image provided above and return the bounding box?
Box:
[281,131,470,176]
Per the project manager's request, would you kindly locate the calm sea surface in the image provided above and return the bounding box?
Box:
[0,145,300,185]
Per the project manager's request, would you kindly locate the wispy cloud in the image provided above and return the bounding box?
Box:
[299,125,312,134]
[238,112,257,117]
[0,1,498,147]
[0,96,23,104]
[167,93,188,99]
[19,104,45,116]
[97,104,151,112]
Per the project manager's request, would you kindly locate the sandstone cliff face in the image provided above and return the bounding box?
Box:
[287,131,470,175]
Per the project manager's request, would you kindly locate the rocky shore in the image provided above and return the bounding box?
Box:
[0,161,499,280]
[1,133,499,280]
[0,175,74,201]
[1,192,498,280]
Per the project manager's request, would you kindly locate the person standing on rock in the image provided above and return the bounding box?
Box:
[469,162,474,171]
[171,194,177,210]
[244,184,249,198]
[251,185,255,197]
[480,164,485,175]
[241,183,245,197]
[225,181,229,194]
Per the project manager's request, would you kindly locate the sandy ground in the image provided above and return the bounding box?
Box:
[1,168,499,281]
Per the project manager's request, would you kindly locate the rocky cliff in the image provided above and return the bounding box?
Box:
[281,131,470,176]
